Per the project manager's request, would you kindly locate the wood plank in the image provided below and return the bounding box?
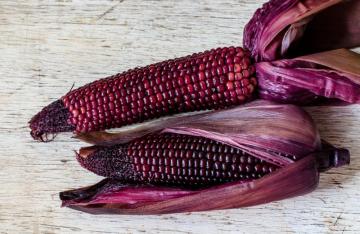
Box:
[1,0,359,233]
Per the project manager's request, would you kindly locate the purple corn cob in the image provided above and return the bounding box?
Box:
[30,47,256,140]
[77,133,285,188]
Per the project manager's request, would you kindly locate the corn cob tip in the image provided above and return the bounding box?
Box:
[76,145,139,181]
[29,100,75,141]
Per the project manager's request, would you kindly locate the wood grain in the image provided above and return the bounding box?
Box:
[0,0,359,233]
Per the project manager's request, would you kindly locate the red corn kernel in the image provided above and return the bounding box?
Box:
[31,47,256,137]
[78,133,290,189]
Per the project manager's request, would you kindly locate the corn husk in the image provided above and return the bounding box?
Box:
[244,0,360,104]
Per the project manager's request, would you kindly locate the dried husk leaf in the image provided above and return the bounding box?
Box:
[298,49,360,77]
[256,49,360,104]
[244,0,360,105]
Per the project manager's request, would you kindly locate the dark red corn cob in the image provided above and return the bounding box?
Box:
[30,47,256,139]
[78,133,282,189]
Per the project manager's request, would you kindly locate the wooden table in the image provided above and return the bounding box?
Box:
[1,0,359,233]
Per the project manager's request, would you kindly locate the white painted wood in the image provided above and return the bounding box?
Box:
[0,0,359,233]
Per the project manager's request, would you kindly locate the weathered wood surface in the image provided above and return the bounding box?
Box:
[0,0,359,233]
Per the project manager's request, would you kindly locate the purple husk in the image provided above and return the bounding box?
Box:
[244,0,360,105]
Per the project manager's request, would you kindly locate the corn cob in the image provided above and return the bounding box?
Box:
[30,47,256,140]
[77,133,286,188]
[61,101,350,214]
